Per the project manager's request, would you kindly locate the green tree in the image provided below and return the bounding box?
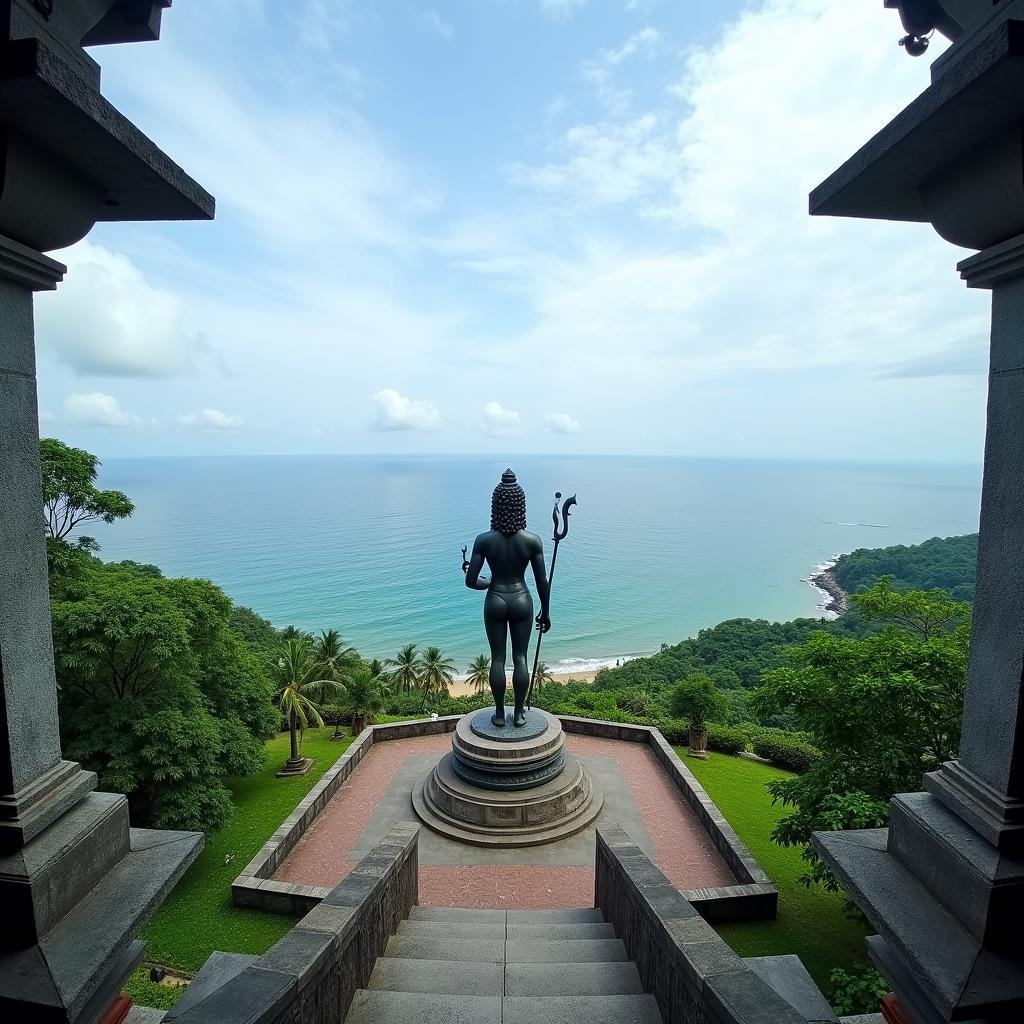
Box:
[752,581,969,888]
[313,629,359,687]
[271,638,338,770]
[418,645,455,711]
[53,565,278,831]
[343,663,391,732]
[40,438,134,575]
[670,673,727,730]
[387,643,421,694]
[466,654,491,695]
[534,661,555,694]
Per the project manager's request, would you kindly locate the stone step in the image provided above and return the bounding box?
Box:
[503,994,663,1024]
[744,954,838,1023]
[124,1008,168,1024]
[163,951,257,1020]
[409,906,506,923]
[0,827,202,1023]
[383,934,506,963]
[367,957,504,996]
[815,828,1008,1020]
[397,919,505,939]
[506,908,603,923]
[506,938,628,963]
[345,989,501,1024]
[0,790,130,945]
[505,922,615,940]
[505,961,643,996]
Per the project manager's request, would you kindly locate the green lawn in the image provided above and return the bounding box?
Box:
[681,751,871,990]
[141,727,353,971]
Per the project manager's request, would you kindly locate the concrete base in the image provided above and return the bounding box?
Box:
[413,709,604,848]
[413,752,603,847]
[276,758,313,778]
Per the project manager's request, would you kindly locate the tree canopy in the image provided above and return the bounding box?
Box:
[752,580,969,888]
[832,534,977,602]
[53,562,279,832]
[40,438,134,549]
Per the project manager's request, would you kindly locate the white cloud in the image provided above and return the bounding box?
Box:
[38,408,56,424]
[481,401,522,437]
[423,10,454,39]
[545,412,582,434]
[178,408,244,430]
[494,1,989,393]
[372,389,443,431]
[36,241,200,378]
[64,392,142,428]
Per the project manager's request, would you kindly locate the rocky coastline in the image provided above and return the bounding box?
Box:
[810,561,848,617]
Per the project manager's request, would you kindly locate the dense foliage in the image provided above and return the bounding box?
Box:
[832,533,977,602]
[753,580,969,888]
[53,562,279,831]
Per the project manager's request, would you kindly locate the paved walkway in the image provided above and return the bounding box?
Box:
[274,731,735,907]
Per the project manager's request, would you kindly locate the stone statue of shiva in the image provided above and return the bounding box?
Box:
[464,469,551,727]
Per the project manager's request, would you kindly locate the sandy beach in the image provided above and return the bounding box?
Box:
[447,669,600,698]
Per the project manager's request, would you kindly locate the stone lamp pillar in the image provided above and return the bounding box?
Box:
[811,3,1024,1023]
[0,3,213,1022]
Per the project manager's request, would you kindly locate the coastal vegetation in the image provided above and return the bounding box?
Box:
[832,533,977,602]
[43,442,976,1012]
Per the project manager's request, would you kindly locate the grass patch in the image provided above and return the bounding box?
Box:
[680,750,871,990]
[123,968,186,1011]
[141,728,352,971]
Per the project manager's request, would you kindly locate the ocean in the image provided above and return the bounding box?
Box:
[87,455,982,674]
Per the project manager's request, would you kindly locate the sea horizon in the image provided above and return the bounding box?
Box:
[86,453,983,673]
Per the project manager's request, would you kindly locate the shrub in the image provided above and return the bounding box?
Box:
[656,719,689,745]
[828,967,889,1017]
[670,674,728,728]
[706,723,748,754]
[753,734,821,773]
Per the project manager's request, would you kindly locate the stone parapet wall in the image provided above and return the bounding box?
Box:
[175,822,419,1024]
[560,717,777,920]
[232,717,458,913]
[595,823,807,1024]
[235,714,775,921]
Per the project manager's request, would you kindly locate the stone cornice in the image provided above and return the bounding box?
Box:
[959,230,1024,289]
[0,234,65,290]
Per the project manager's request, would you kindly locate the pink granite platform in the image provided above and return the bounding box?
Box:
[272,731,736,908]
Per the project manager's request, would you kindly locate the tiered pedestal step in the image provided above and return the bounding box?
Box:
[412,707,602,847]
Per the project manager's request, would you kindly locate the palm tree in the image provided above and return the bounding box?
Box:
[344,663,392,734]
[535,661,555,694]
[272,637,342,773]
[386,643,421,694]
[466,654,491,695]
[418,646,455,711]
[313,630,360,739]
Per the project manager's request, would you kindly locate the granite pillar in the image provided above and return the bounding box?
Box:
[0,3,214,1021]
[806,5,1024,1022]
[0,237,99,852]
[922,241,1024,850]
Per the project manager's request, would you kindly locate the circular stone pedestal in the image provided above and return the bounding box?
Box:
[412,707,602,847]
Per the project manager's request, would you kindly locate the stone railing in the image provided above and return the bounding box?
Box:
[595,823,808,1024]
[232,717,459,913]
[174,821,419,1024]
[235,713,775,921]
[560,717,777,920]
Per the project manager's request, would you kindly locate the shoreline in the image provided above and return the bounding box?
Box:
[807,558,848,618]
[447,668,602,699]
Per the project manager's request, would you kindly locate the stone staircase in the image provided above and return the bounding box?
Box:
[343,906,663,1024]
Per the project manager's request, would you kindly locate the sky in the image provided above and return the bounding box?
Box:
[34,0,991,462]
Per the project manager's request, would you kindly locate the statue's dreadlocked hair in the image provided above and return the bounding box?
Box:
[491,468,527,536]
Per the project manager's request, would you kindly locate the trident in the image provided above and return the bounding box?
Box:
[526,490,577,709]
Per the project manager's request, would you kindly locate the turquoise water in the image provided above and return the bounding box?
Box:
[88,456,982,673]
